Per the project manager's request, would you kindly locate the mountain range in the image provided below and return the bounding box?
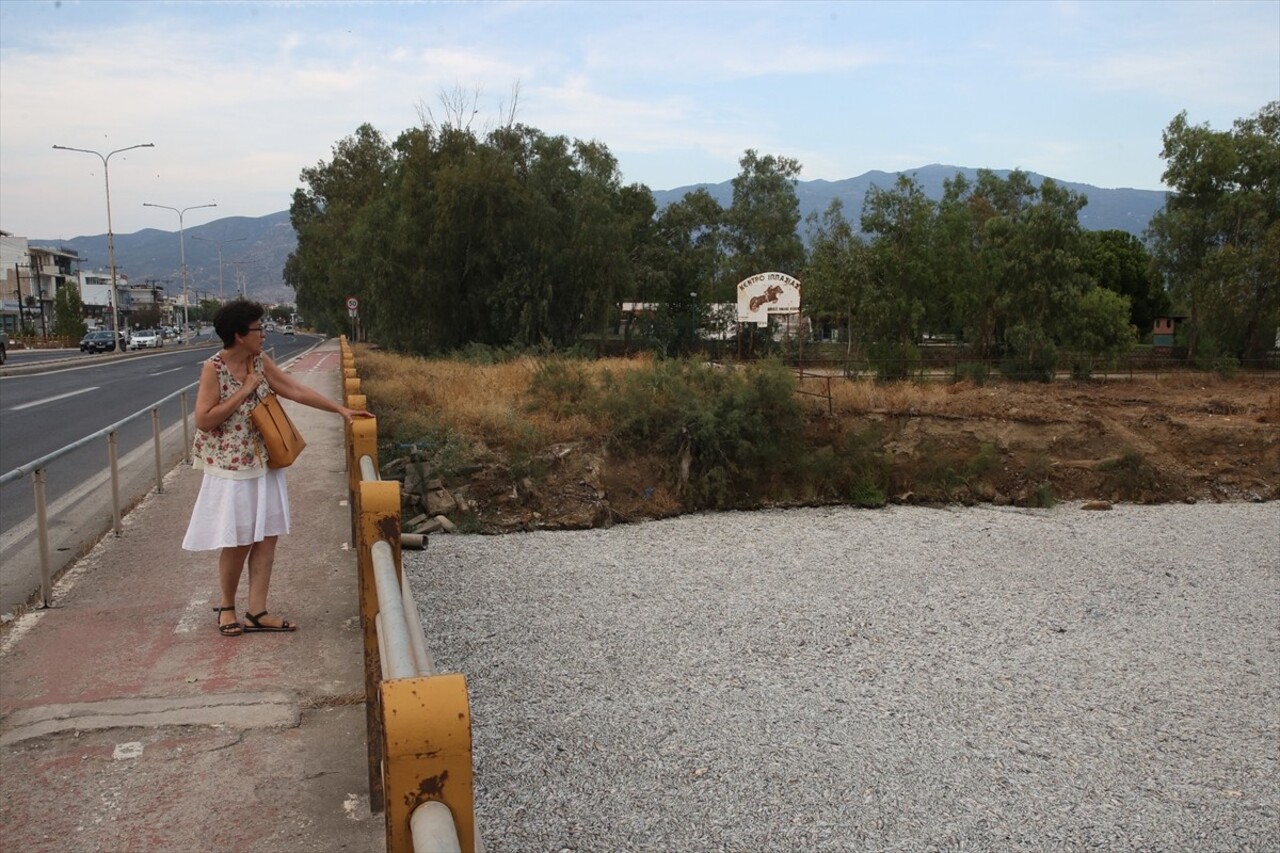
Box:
[33,165,1167,305]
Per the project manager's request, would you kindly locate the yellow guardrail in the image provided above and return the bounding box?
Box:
[340,336,478,853]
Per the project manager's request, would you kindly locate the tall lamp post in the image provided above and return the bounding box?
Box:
[191,235,246,301]
[52,143,153,334]
[142,202,216,340]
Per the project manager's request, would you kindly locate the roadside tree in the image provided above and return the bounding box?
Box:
[1148,102,1280,362]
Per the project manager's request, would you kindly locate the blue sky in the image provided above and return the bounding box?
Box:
[2,0,1277,239]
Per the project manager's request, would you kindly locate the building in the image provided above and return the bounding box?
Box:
[1,231,83,336]
[1151,315,1189,352]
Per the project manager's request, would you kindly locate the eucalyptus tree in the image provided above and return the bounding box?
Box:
[1079,229,1169,336]
[52,281,88,341]
[859,174,937,375]
[481,129,638,348]
[803,199,870,354]
[1149,102,1279,361]
[725,150,806,285]
[637,188,726,352]
[285,123,393,335]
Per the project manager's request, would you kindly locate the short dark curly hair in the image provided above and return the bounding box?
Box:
[212,299,265,348]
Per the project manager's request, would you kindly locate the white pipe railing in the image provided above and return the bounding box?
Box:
[410,802,462,853]
[357,451,471,852]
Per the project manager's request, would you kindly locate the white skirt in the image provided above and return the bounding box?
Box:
[182,468,291,551]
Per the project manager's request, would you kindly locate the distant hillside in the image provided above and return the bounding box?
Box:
[33,210,298,305]
[34,166,1167,304]
[652,164,1167,239]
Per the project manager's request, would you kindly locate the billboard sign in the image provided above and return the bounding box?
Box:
[736,272,801,326]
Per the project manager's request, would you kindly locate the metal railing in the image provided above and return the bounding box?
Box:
[0,382,196,608]
[342,337,477,853]
[0,345,277,611]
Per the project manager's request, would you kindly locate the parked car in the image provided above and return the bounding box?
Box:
[131,329,163,350]
[80,330,126,353]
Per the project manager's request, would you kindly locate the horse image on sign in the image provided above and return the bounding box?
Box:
[737,272,801,326]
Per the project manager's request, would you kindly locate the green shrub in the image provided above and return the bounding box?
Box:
[1000,323,1057,383]
[526,359,596,417]
[869,341,920,383]
[1032,482,1058,508]
[966,441,1001,480]
[598,359,804,508]
[1099,448,1159,498]
[388,421,480,478]
[954,361,989,385]
[808,424,890,507]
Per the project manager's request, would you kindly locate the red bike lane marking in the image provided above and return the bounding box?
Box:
[288,351,337,373]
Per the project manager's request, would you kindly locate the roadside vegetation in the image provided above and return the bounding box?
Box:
[357,346,1278,530]
[292,99,1277,372]
[303,97,1276,527]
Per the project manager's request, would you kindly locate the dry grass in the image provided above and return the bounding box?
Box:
[1262,393,1280,424]
[814,375,1012,419]
[354,347,654,447]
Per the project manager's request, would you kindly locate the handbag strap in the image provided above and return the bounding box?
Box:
[254,353,272,396]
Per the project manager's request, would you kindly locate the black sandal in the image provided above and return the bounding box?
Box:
[242,610,297,633]
[213,605,242,636]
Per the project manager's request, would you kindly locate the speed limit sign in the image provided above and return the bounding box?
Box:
[346,296,359,311]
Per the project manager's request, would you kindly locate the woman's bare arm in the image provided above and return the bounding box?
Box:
[261,355,372,422]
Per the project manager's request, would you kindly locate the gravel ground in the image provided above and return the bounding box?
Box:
[406,502,1280,852]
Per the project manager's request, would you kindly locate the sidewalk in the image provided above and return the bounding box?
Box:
[0,339,384,852]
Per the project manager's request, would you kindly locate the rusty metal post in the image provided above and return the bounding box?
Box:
[107,430,122,536]
[358,477,401,814]
[345,393,369,478]
[33,468,52,607]
[151,408,164,494]
[350,416,379,536]
[382,673,475,853]
[344,377,361,406]
[180,390,191,466]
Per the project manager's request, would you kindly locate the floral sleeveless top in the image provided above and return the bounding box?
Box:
[191,352,271,479]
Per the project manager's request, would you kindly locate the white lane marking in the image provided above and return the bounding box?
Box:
[150,367,184,376]
[8,386,100,411]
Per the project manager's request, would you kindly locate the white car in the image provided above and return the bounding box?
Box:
[131,329,163,349]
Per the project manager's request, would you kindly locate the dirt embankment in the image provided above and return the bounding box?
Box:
[416,375,1280,532]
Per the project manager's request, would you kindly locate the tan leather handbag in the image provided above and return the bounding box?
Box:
[251,392,307,468]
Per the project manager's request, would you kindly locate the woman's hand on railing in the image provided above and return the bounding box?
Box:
[339,406,374,424]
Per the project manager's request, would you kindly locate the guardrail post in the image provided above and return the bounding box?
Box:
[382,672,475,853]
[344,377,361,406]
[349,416,378,535]
[151,408,164,494]
[358,477,402,814]
[33,468,52,608]
[181,391,191,466]
[107,431,122,536]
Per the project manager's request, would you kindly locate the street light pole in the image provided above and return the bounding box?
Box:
[191,235,246,301]
[52,143,154,335]
[142,202,216,340]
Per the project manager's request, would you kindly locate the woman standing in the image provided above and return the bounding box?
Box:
[182,300,370,636]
